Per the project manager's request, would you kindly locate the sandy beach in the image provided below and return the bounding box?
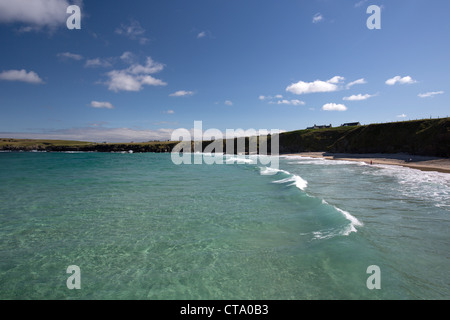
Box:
[283,152,450,174]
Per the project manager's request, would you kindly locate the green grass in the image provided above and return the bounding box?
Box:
[0,139,178,152]
[328,118,450,156]
[275,118,449,157]
[0,139,94,148]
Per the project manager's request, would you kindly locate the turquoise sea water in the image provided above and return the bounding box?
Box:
[0,152,449,299]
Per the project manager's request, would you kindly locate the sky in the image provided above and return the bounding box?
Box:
[0,0,449,142]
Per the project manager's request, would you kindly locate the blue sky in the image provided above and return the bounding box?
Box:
[0,0,449,142]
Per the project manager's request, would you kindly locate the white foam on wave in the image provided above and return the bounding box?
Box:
[312,230,335,240]
[225,155,256,164]
[282,154,369,167]
[320,199,363,236]
[280,155,317,160]
[260,162,363,239]
[273,175,308,191]
[259,166,308,191]
[63,151,88,154]
[259,167,290,175]
[371,164,450,184]
[364,164,450,210]
[335,207,363,235]
[288,158,367,166]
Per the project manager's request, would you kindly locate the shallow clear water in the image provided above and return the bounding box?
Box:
[0,152,448,299]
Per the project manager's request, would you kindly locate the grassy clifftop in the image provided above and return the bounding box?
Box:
[0,139,94,149]
[0,139,177,153]
[278,126,354,154]
[278,118,450,157]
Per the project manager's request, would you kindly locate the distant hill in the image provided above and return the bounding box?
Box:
[0,139,177,153]
[1,118,449,157]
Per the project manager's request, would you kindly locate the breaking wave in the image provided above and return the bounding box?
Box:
[259,165,363,239]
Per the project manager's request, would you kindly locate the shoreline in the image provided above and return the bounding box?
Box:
[283,152,450,174]
[2,149,450,174]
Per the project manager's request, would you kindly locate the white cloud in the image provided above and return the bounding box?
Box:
[346,78,367,88]
[397,114,407,118]
[328,76,345,84]
[277,99,305,106]
[106,70,142,92]
[418,91,444,98]
[120,51,135,64]
[170,90,194,97]
[57,52,83,61]
[0,0,81,30]
[165,110,175,114]
[196,30,213,39]
[105,55,166,92]
[386,76,417,86]
[259,95,283,101]
[0,126,175,143]
[140,75,166,86]
[322,103,347,111]
[286,76,344,95]
[85,58,112,68]
[312,13,324,23]
[225,100,233,106]
[90,101,114,109]
[127,57,164,75]
[115,19,149,44]
[115,20,144,36]
[153,121,179,126]
[0,69,44,84]
[343,93,375,101]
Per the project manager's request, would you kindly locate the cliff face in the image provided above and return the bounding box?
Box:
[278,127,351,154]
[277,118,450,157]
[204,118,449,157]
[328,118,450,157]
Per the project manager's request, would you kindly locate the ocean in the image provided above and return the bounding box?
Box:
[0,152,448,299]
